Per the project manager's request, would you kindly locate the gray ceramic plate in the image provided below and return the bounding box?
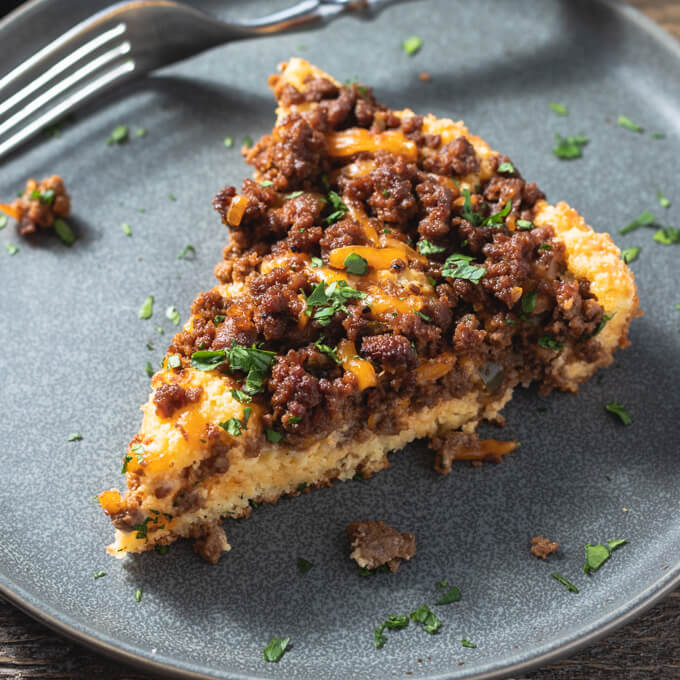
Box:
[1,1,679,678]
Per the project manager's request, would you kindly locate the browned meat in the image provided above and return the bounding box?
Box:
[191,522,230,564]
[346,520,416,572]
[9,175,71,236]
[530,535,560,560]
[153,383,203,419]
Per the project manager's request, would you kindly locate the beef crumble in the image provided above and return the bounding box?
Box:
[530,535,560,560]
[4,175,71,236]
[347,520,416,572]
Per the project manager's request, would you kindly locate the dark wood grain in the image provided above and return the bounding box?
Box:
[1,1,679,679]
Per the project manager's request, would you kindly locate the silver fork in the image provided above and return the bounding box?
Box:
[0,0,410,160]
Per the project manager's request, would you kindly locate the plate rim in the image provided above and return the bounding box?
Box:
[1,0,679,678]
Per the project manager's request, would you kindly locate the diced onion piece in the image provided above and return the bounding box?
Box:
[337,339,377,390]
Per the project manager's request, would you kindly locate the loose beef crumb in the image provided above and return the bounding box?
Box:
[346,520,416,572]
[153,383,203,419]
[9,175,71,236]
[191,521,230,564]
[530,535,559,560]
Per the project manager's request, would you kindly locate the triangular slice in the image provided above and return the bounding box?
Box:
[99,59,638,562]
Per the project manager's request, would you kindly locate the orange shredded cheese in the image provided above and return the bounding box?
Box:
[337,339,377,390]
[226,195,249,227]
[0,203,20,221]
[329,245,409,271]
[454,439,518,461]
[326,129,418,161]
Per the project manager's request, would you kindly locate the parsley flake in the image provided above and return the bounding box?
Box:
[263,636,290,663]
[54,218,76,246]
[442,253,486,283]
[310,256,323,268]
[224,136,234,148]
[325,190,348,224]
[617,115,643,133]
[538,336,563,351]
[165,306,180,325]
[135,588,142,603]
[219,417,243,437]
[285,191,304,200]
[93,570,106,580]
[243,135,253,148]
[121,454,132,474]
[657,191,671,209]
[177,244,196,259]
[584,539,627,574]
[138,295,154,320]
[653,227,680,245]
[167,354,181,369]
[552,572,579,593]
[0,215,7,229]
[461,639,477,649]
[266,428,284,443]
[549,102,568,116]
[620,210,655,235]
[135,127,147,138]
[344,252,368,275]
[621,247,640,264]
[314,336,341,364]
[374,615,409,649]
[415,309,431,322]
[121,222,132,236]
[297,557,313,574]
[145,361,153,377]
[6,242,19,256]
[410,604,441,634]
[517,219,534,230]
[417,239,446,255]
[553,134,588,160]
[497,161,515,173]
[231,388,252,403]
[67,433,83,442]
[107,124,129,145]
[303,280,366,326]
[605,401,632,425]
[521,291,537,315]
[402,35,422,56]
[260,180,274,187]
[436,580,461,605]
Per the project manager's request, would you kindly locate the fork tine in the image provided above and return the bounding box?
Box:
[0,41,131,138]
[0,23,127,118]
[0,59,135,159]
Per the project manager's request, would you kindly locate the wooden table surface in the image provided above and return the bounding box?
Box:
[1,1,679,678]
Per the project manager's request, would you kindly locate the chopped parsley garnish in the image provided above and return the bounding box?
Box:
[67,433,83,442]
[177,244,196,259]
[285,191,304,200]
[138,295,154,320]
[605,401,632,425]
[441,253,486,283]
[539,243,552,250]
[417,239,446,255]
[243,135,253,148]
[223,136,234,148]
[410,604,441,634]
[497,161,515,173]
[0,215,7,229]
[168,192,177,201]
[135,588,142,603]
[617,115,643,133]
[435,580,461,605]
[521,291,537,314]
[244,407,252,426]
[228,389,251,407]
[131,443,146,463]
[593,313,613,336]
[287,416,302,424]
[653,227,680,245]
[107,124,129,145]
[553,134,588,159]
[165,306,180,325]
[314,336,341,364]
[260,180,274,187]
[167,354,181,369]
[145,361,153,377]
[620,210,655,235]
[31,188,55,204]
[652,132,665,139]
[156,545,169,555]
[549,102,568,116]
[310,256,323,268]
[517,219,534,230]
[538,336,563,351]
[214,314,225,325]
[552,572,579,593]
[584,539,627,574]
[135,127,147,138]
[263,636,290,663]
[402,35,422,56]
[303,280,366,326]
[415,309,431,322]
[121,222,132,236]
[483,200,512,227]
[266,428,284,443]
[6,243,19,255]
[220,417,243,437]
[461,639,477,649]
[461,188,483,226]
[325,190,349,224]
[374,615,409,649]
[297,557,313,574]
[121,454,132,473]
[344,252,368,275]
[658,191,671,209]
[621,247,640,264]
[54,218,76,246]
[93,570,106,579]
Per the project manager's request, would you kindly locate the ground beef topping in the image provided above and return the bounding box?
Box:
[4,175,71,236]
[346,520,416,572]
[530,535,560,560]
[162,67,607,449]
